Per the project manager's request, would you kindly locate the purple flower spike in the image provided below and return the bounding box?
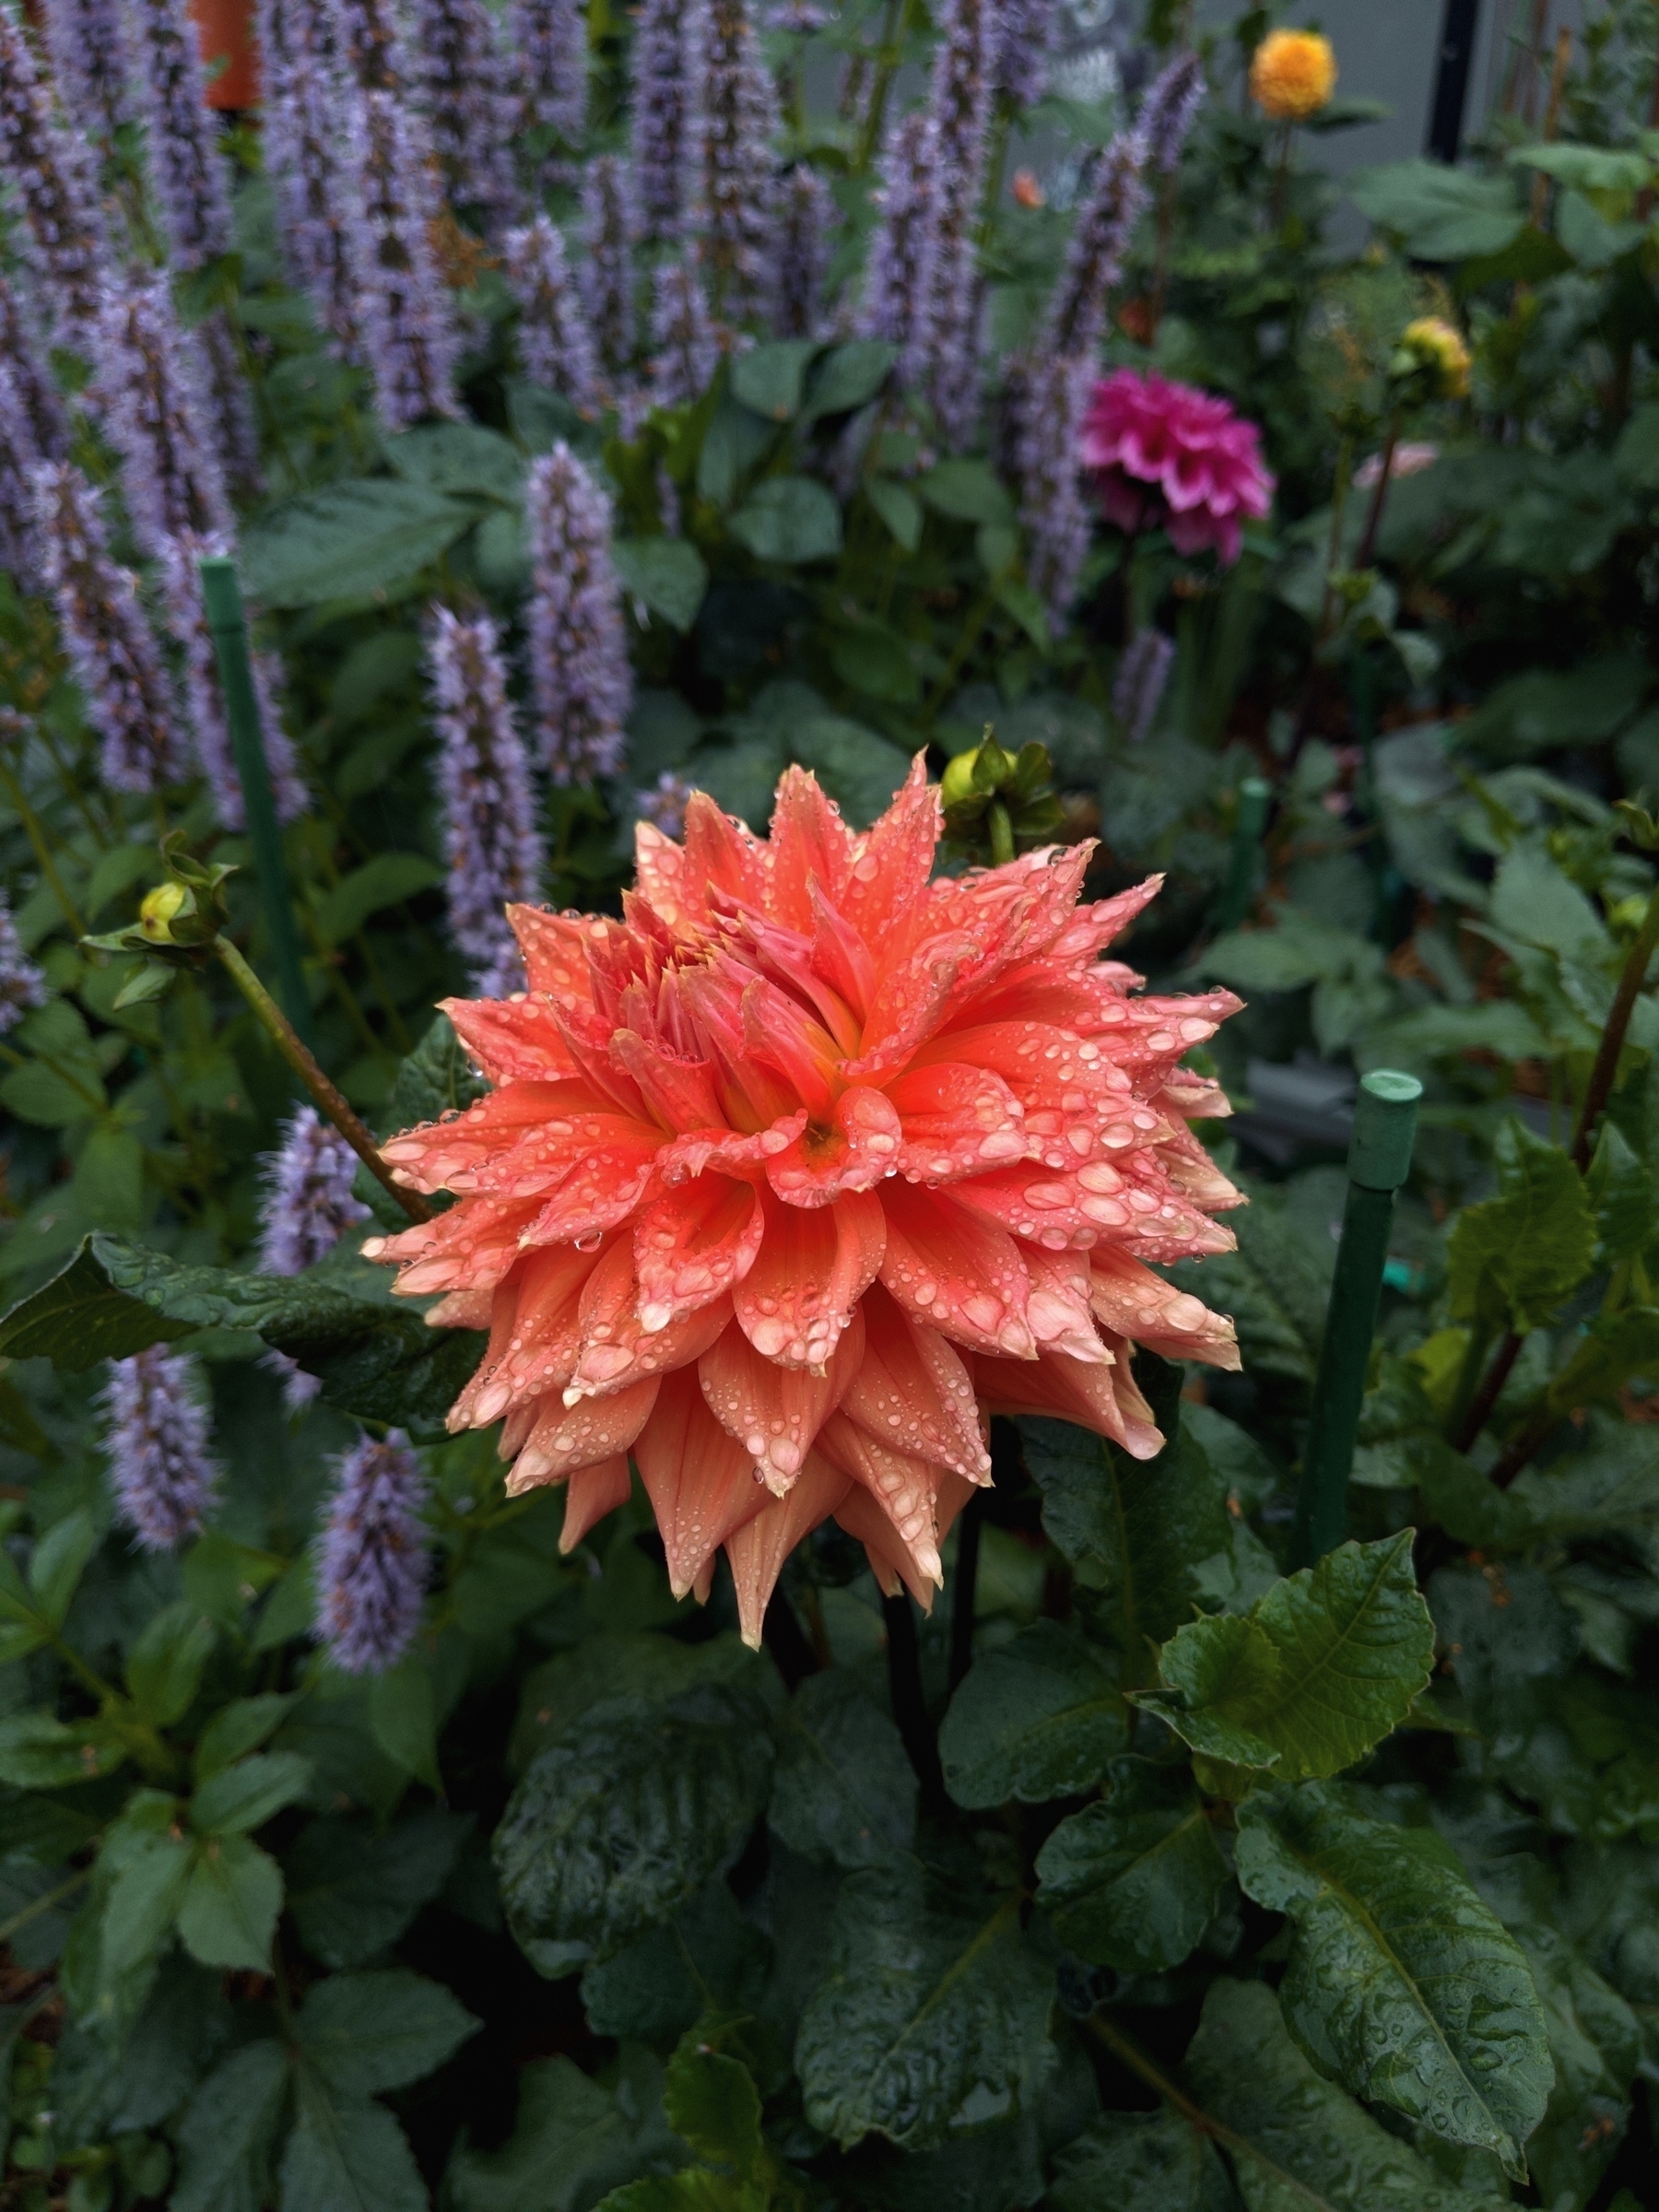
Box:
[41,0,134,145]
[766,164,833,341]
[1044,125,1147,358]
[259,1105,371,1276]
[525,443,630,786]
[581,156,638,376]
[994,0,1056,110]
[314,1430,429,1675]
[649,262,716,407]
[157,532,307,829]
[0,890,46,1034]
[1140,48,1204,174]
[629,0,689,240]
[426,603,545,995]
[635,769,692,838]
[256,0,358,353]
[341,87,463,430]
[414,0,518,231]
[103,1346,218,1552]
[92,278,234,564]
[328,0,406,89]
[1014,351,1090,629]
[511,0,584,170]
[856,109,936,364]
[505,218,598,410]
[917,0,994,449]
[126,0,236,271]
[685,0,777,318]
[32,461,189,794]
[0,3,112,342]
[1113,627,1174,743]
[0,276,69,464]
[0,359,59,589]
[764,0,825,29]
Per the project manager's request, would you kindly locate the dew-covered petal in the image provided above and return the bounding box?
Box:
[364,1192,541,1296]
[885,1058,1029,1182]
[442,992,582,1086]
[699,1307,863,1494]
[877,1184,1036,1358]
[724,1451,851,1650]
[559,1454,633,1553]
[766,1085,902,1207]
[632,1366,768,1596]
[1088,1245,1240,1370]
[507,1373,661,1493]
[567,1239,734,1400]
[634,1176,763,1333]
[734,1187,885,1368]
[837,1284,990,1481]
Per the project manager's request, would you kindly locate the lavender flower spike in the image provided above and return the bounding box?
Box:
[426,605,544,994]
[649,263,716,407]
[158,531,308,830]
[581,156,638,377]
[1114,628,1174,743]
[0,365,53,588]
[1140,48,1204,173]
[127,0,236,270]
[414,0,518,231]
[766,164,834,341]
[635,770,692,838]
[511,0,584,166]
[525,444,631,785]
[103,1346,218,1551]
[629,0,689,240]
[505,218,598,410]
[259,1106,371,1276]
[856,110,936,365]
[41,0,134,146]
[315,1431,429,1674]
[0,275,68,463]
[0,891,45,1033]
[916,0,994,447]
[92,278,234,563]
[33,461,189,793]
[341,88,463,430]
[330,0,406,89]
[256,0,358,352]
[0,2,112,342]
[1015,351,1091,629]
[685,0,778,318]
[994,0,1056,111]
[1043,125,1148,358]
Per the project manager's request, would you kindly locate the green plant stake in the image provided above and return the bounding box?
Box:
[1213,776,1271,933]
[1291,1069,1422,1567]
[197,554,314,1048]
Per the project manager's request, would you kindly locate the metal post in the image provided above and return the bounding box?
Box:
[1428,0,1481,162]
[1214,776,1272,934]
[1291,1070,1423,1567]
[196,555,314,1048]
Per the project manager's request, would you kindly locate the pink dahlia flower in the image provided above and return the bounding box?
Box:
[1079,369,1274,565]
[367,763,1243,1646]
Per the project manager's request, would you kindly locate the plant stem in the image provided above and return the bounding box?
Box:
[1352,420,1398,573]
[0,754,86,937]
[213,936,430,1224]
[0,1869,88,1947]
[987,801,1015,866]
[1571,875,1659,1171]
[1443,1323,1495,1445]
[882,1590,944,1805]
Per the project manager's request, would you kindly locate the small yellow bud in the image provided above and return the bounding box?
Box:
[1249,29,1336,121]
[940,751,982,809]
[138,881,190,941]
[1398,315,1471,400]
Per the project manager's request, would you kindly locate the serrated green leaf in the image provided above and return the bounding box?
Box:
[241,479,478,609]
[1586,1120,1659,1265]
[1049,2108,1237,2212]
[280,2071,426,2212]
[580,1879,770,2042]
[1447,1119,1595,1333]
[612,537,710,631]
[918,459,1014,526]
[0,1712,124,1788]
[1521,1924,1640,2211]
[865,478,922,552]
[286,1807,470,1970]
[446,2053,679,2212]
[794,1859,1055,2150]
[126,1599,218,1727]
[800,340,896,421]
[191,1751,313,1837]
[294,1968,479,2096]
[495,1685,775,1967]
[177,1834,282,1971]
[28,1509,96,1630]
[663,2031,763,2173]
[1235,1784,1552,2180]
[101,1830,194,1982]
[368,1657,440,1787]
[729,477,841,563]
[383,421,523,501]
[172,2041,290,2212]
[940,1619,1125,1807]
[1036,1757,1230,1973]
[194,1694,297,1781]
[729,338,818,420]
[769,1670,915,1868]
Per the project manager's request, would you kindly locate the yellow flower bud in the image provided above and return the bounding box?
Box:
[138,881,191,942]
[1399,315,1471,400]
[1249,29,1336,121]
[940,750,982,809]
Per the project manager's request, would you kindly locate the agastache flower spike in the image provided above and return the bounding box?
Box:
[1043,124,1148,359]
[635,769,692,838]
[259,1106,372,1276]
[765,163,834,340]
[41,0,133,145]
[103,1346,218,1551]
[1113,628,1174,743]
[581,156,638,377]
[629,0,690,240]
[413,0,518,231]
[504,218,599,410]
[1140,47,1204,172]
[511,0,584,174]
[524,444,630,783]
[0,274,68,463]
[340,87,463,429]
[126,0,236,268]
[426,604,545,994]
[92,278,234,562]
[314,1431,429,1674]
[685,0,778,317]
[0,888,45,1032]
[1014,351,1092,629]
[368,762,1244,1645]
[329,0,406,88]
[0,2,112,341]
[157,532,308,829]
[0,352,64,588]
[916,0,994,447]
[649,262,717,406]
[256,0,359,351]
[33,461,190,793]
[994,0,1056,110]
[856,109,936,368]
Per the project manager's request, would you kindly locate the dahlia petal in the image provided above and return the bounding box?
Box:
[429,1109,657,1202]
[634,1176,763,1332]
[559,1454,633,1553]
[507,905,607,999]
[364,1192,540,1295]
[818,1414,943,1586]
[633,820,698,934]
[829,1454,940,1604]
[878,1184,1037,1358]
[682,789,769,915]
[380,1082,600,1191]
[734,1187,885,1368]
[973,1345,1163,1459]
[609,1028,726,1133]
[768,765,855,929]
[658,1111,810,1185]
[838,756,939,943]
[517,1131,662,1247]
[567,1239,735,1401]
[1044,873,1163,963]
[507,1373,661,1494]
[808,880,876,1025]
[442,994,582,1085]
[766,1085,903,1206]
[632,1365,768,1596]
[724,1449,851,1649]
[425,1287,495,1328]
[1024,1248,1112,1364]
[886,1059,1029,1182]
[847,929,977,1080]
[838,1284,990,1481]
[453,1241,602,1426]
[699,1306,864,1494]
[1155,1124,1246,1215]
[1088,1245,1240,1371]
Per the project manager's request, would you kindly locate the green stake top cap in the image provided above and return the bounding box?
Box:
[197,554,245,633]
[1348,1068,1422,1192]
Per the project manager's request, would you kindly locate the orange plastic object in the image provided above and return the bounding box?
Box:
[190,0,258,109]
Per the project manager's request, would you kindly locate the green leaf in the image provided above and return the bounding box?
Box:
[382,1011,487,1134]
[368,1656,440,1786]
[1171,1197,1332,1385]
[101,1830,194,1982]
[612,538,710,631]
[918,459,1015,527]
[769,1670,915,1868]
[1186,1978,1512,2211]
[1587,1121,1659,1265]
[194,1694,297,1781]
[1035,1758,1230,1973]
[729,477,842,563]
[280,2073,426,2212]
[172,2041,290,2212]
[794,1859,1055,2150]
[1447,1119,1596,1333]
[294,1969,479,2095]
[241,479,478,609]
[446,2053,677,2212]
[0,1712,123,1788]
[580,1879,769,2042]
[864,479,922,552]
[28,1509,96,1630]
[940,1619,1125,1807]
[791,714,912,825]
[1049,2108,1236,2212]
[383,421,524,501]
[1235,1783,1552,2182]
[0,1059,103,1126]
[830,626,922,704]
[800,340,896,421]
[663,2031,763,2174]
[286,1807,470,1970]
[1146,1534,1435,1781]
[1522,1924,1641,2212]
[192,1751,314,1837]
[729,337,819,420]
[495,1684,775,1967]
[0,1236,196,1367]
[1347,158,1525,258]
[312,853,443,949]
[125,1599,218,1728]
[177,1834,283,1971]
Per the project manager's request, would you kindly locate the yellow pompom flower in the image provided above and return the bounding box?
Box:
[1249,29,1337,121]
[1398,316,1472,400]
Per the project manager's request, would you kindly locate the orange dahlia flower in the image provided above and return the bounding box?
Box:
[366,763,1244,1645]
[1249,29,1336,121]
